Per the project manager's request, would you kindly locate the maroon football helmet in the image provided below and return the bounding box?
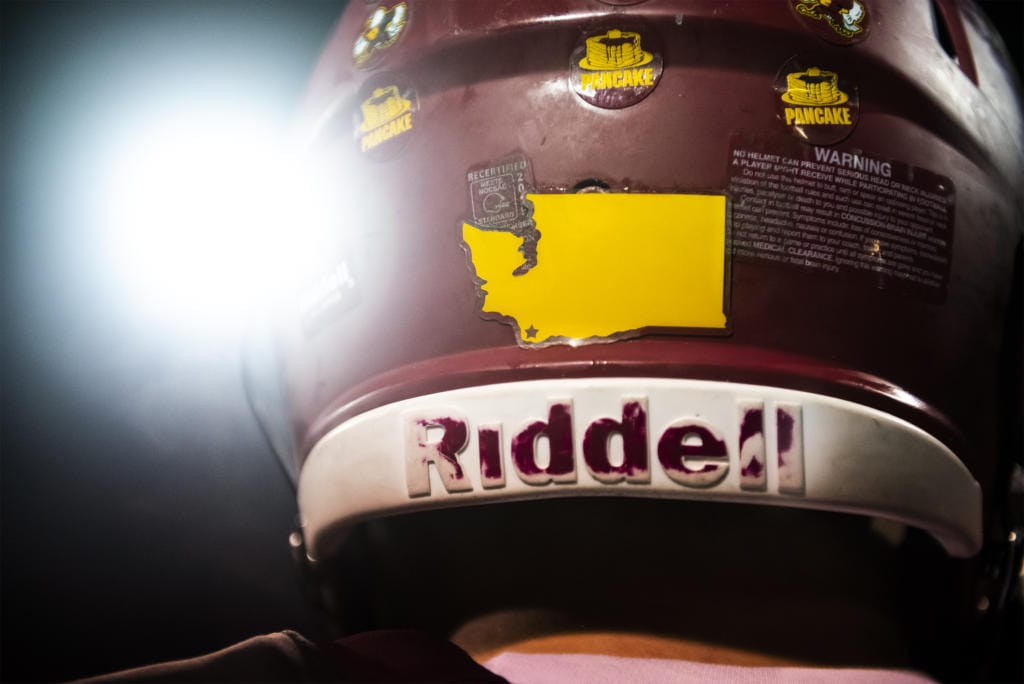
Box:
[245,0,1022,678]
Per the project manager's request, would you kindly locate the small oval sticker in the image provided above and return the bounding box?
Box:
[789,0,870,45]
[774,56,859,145]
[353,2,409,68]
[570,26,663,109]
[355,72,418,160]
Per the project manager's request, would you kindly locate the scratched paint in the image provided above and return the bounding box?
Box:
[478,425,505,488]
[582,400,650,483]
[656,421,729,487]
[776,404,805,493]
[738,403,767,491]
[511,402,577,485]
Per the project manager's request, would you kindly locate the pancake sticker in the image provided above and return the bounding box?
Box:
[461,191,728,347]
[356,73,418,160]
[571,27,663,108]
[790,0,870,45]
[353,3,408,68]
[775,57,859,145]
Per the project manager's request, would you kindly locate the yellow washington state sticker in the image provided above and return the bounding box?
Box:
[462,193,728,346]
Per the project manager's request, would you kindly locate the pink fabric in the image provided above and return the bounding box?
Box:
[484,653,936,684]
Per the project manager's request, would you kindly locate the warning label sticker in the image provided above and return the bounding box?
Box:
[728,138,954,302]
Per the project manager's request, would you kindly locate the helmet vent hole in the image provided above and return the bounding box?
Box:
[572,178,611,193]
[930,0,958,61]
[928,0,978,83]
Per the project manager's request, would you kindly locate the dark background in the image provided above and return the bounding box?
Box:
[1,2,345,681]
[1,1,1020,682]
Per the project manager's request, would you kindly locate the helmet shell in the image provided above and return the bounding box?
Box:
[274,0,1022,563]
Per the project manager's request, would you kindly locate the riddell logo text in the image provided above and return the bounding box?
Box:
[403,398,804,497]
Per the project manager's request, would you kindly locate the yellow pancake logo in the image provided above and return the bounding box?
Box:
[462,193,728,346]
[359,85,413,152]
[780,67,853,126]
[571,29,663,108]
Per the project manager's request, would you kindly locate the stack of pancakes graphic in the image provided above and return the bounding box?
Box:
[579,29,653,69]
[359,86,411,132]
[781,67,849,105]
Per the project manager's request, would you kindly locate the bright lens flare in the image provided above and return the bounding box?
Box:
[102,106,333,335]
